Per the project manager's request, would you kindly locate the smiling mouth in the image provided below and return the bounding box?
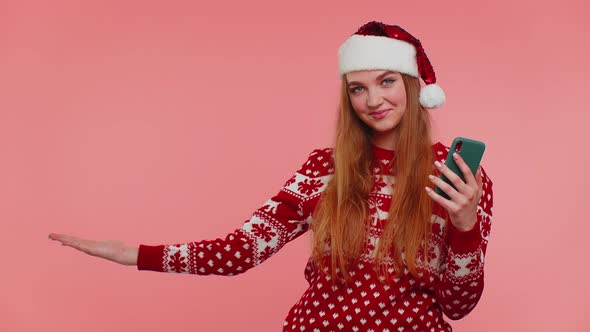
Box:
[370,109,391,119]
[370,109,392,115]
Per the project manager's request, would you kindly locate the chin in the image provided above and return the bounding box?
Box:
[371,120,398,132]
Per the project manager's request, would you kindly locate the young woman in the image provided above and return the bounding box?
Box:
[49,21,494,331]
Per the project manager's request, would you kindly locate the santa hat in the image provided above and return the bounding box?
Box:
[338,21,445,109]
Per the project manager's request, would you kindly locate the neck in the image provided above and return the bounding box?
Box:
[371,134,434,151]
[371,131,398,151]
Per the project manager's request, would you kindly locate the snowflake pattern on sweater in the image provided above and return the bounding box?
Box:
[137,142,494,332]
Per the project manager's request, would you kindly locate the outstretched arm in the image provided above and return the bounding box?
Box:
[136,149,329,275]
[49,149,331,276]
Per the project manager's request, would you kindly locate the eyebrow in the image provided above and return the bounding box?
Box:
[347,71,398,87]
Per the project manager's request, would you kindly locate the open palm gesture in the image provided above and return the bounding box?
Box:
[48,233,138,266]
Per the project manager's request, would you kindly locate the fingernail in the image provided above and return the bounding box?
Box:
[434,161,442,168]
[453,153,458,159]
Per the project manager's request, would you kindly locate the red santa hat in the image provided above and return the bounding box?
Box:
[338,21,446,109]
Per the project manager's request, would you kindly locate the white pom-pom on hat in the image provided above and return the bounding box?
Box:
[419,83,446,109]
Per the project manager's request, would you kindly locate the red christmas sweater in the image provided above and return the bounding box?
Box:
[137,142,494,332]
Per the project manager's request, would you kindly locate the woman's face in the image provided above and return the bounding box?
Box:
[346,70,407,148]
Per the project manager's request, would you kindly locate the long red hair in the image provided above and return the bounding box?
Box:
[310,73,440,286]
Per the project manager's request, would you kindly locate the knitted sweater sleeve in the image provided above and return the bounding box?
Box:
[435,166,494,320]
[136,149,328,275]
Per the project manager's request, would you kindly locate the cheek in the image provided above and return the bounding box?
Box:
[349,97,366,116]
[386,82,406,105]
[387,87,406,105]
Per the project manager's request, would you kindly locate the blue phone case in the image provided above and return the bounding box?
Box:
[434,137,486,200]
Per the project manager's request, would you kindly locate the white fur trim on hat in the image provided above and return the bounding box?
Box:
[419,83,446,109]
[338,35,419,77]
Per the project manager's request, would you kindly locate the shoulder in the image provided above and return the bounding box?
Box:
[296,147,334,177]
[433,141,450,162]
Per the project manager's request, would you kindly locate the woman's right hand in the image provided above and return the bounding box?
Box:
[48,233,138,266]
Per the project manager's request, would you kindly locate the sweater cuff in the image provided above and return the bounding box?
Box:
[137,244,166,271]
[447,217,482,254]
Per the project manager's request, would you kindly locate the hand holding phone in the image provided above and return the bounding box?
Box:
[434,137,486,200]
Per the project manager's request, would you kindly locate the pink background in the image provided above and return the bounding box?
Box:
[1,0,588,331]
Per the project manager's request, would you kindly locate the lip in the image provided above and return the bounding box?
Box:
[370,109,392,115]
[370,109,391,119]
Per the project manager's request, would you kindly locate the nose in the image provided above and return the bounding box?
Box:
[366,89,383,108]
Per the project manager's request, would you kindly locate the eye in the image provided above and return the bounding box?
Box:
[350,86,363,94]
[349,78,396,94]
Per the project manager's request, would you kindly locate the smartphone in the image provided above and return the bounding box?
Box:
[434,137,486,200]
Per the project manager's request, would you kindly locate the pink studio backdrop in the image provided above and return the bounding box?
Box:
[1,0,588,331]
